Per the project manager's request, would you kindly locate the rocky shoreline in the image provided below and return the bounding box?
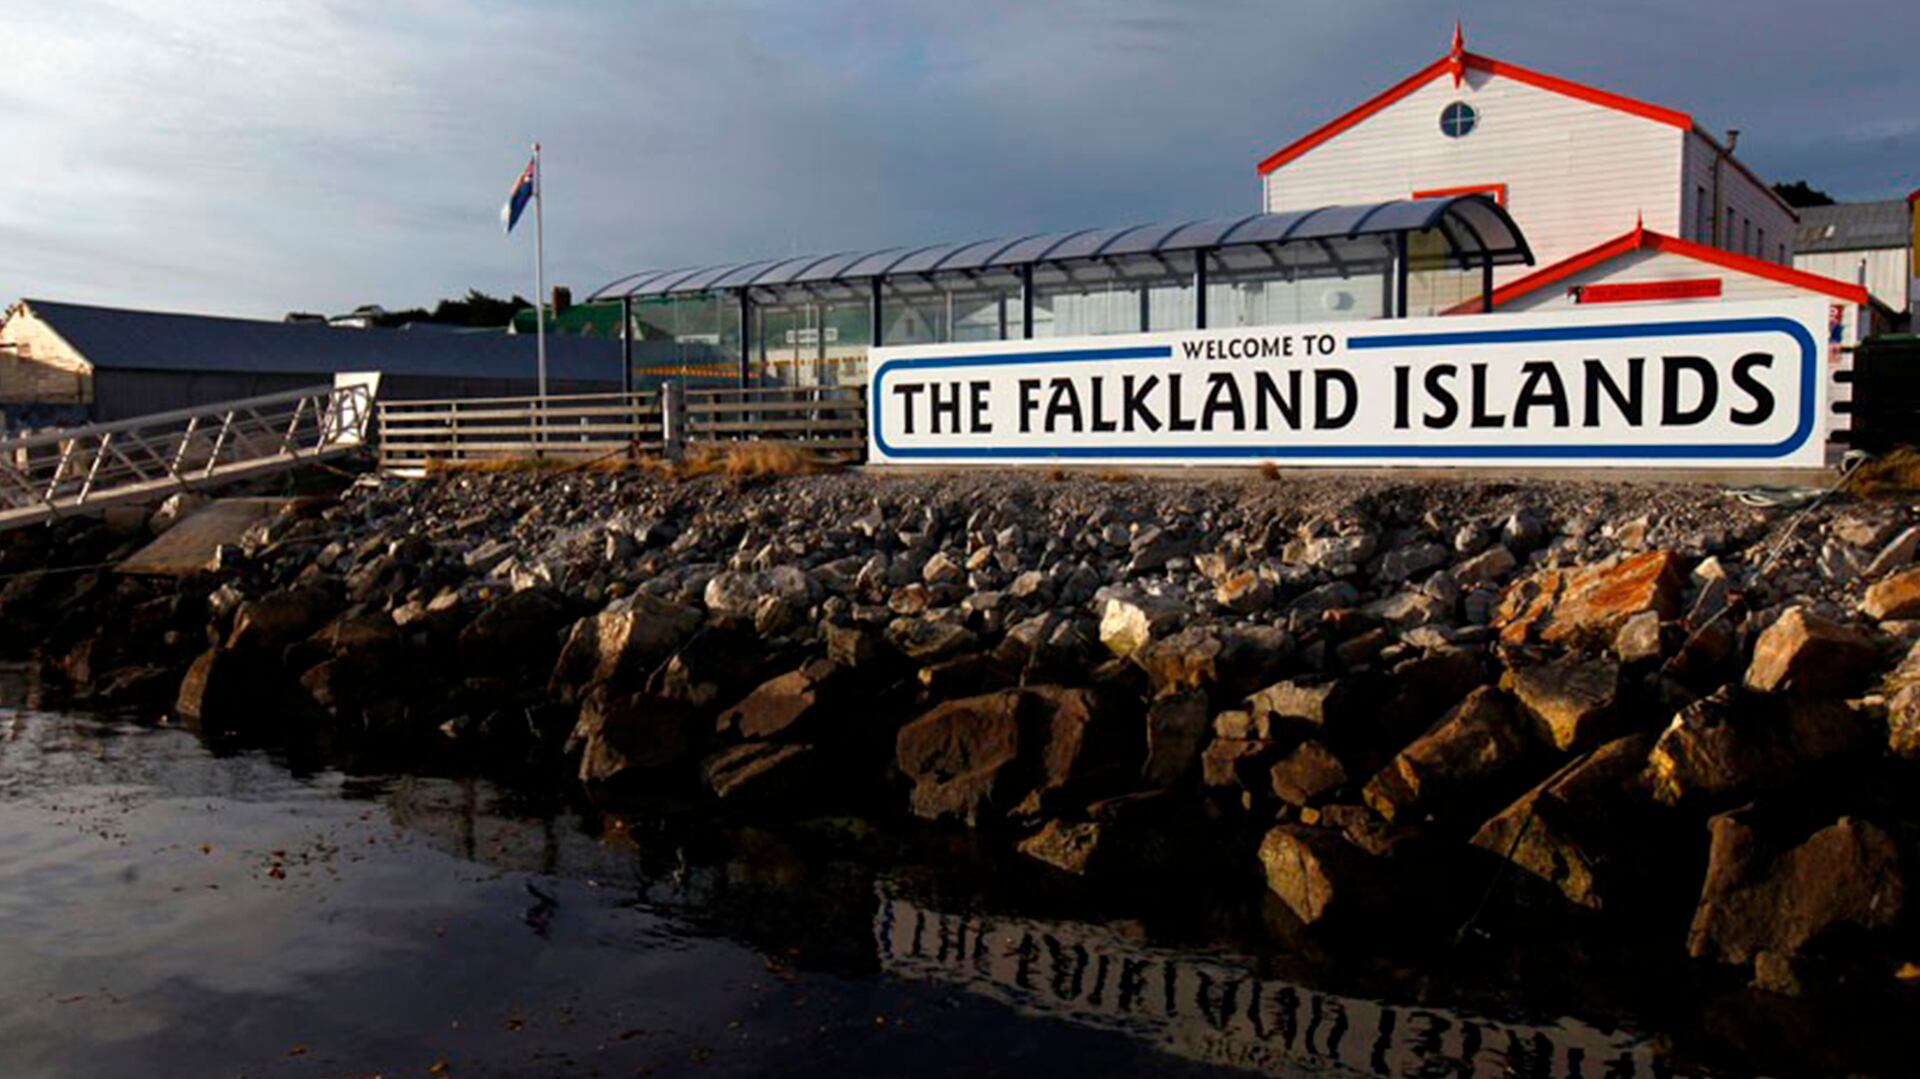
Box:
[4,466,1917,1007]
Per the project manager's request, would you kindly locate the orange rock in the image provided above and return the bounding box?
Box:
[1744,606,1879,695]
[1862,566,1920,622]
[1495,551,1683,647]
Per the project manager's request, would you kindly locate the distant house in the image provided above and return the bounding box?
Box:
[0,298,701,424]
[1793,200,1914,330]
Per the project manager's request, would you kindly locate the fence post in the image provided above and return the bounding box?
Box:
[662,380,687,462]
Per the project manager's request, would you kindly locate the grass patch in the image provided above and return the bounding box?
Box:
[663,442,842,479]
[1851,447,1920,499]
[419,441,844,479]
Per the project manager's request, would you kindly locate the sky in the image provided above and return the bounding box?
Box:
[0,0,1914,320]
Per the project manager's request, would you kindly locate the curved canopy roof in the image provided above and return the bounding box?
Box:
[589,195,1532,302]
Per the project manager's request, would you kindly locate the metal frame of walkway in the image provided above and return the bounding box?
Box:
[0,383,374,532]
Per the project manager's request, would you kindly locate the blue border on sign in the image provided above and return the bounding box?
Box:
[868,316,1818,460]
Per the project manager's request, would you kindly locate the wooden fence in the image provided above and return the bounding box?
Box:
[377,384,867,475]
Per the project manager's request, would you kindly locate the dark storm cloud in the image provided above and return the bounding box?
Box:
[0,0,1912,318]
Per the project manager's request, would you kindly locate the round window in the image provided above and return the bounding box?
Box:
[1440,101,1478,138]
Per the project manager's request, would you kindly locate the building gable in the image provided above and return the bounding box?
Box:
[1256,29,1796,288]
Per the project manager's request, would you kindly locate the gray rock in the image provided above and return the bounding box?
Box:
[1866,527,1920,579]
[1290,580,1361,619]
[921,551,965,585]
[1098,590,1188,658]
[1453,544,1517,587]
[1503,509,1547,552]
[1613,610,1663,664]
[1378,542,1449,582]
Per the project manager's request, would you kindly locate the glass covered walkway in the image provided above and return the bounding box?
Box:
[588,195,1532,387]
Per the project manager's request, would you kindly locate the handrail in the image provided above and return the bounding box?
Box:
[0,383,375,531]
[0,384,363,453]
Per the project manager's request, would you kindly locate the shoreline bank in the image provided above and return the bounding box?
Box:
[4,466,1916,1027]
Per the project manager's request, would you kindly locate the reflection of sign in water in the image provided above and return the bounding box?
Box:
[874,890,1677,1079]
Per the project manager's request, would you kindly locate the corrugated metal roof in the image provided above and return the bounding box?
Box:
[1794,200,1911,254]
[590,196,1533,301]
[17,300,626,382]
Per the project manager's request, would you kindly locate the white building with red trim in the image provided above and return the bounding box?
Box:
[1256,26,1871,338]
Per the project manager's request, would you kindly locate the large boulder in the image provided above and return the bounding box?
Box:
[885,617,979,664]
[1743,606,1879,695]
[1097,591,1187,659]
[1495,550,1684,647]
[1268,740,1350,807]
[894,686,1124,825]
[1022,686,1125,812]
[1507,654,1622,752]
[1141,691,1210,787]
[549,594,702,698]
[1647,688,1872,809]
[174,647,256,737]
[573,689,701,786]
[1362,686,1539,825]
[457,588,572,675]
[1131,624,1293,702]
[1861,565,1920,621]
[652,625,764,708]
[1245,678,1363,738]
[714,659,846,742]
[1258,825,1381,926]
[225,586,340,655]
[1688,811,1907,966]
[1469,732,1652,910]
[895,690,1025,826]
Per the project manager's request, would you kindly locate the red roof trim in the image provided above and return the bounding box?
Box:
[1446,230,1642,314]
[1413,183,1507,206]
[1644,232,1869,304]
[1449,226,1871,313]
[1257,49,1693,176]
[1256,57,1452,174]
[1908,188,1919,207]
[1462,54,1690,129]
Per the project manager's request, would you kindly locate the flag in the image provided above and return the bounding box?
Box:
[501,153,536,234]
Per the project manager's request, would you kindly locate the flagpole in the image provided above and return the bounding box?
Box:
[533,142,547,402]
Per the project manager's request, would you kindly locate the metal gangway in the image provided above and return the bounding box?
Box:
[0,382,375,532]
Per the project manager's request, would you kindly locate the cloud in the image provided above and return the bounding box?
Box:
[0,0,1913,319]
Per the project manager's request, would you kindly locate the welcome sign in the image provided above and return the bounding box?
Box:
[867,300,1828,468]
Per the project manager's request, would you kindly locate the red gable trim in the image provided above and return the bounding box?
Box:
[1257,57,1453,174]
[1413,183,1507,206]
[1463,54,1690,129]
[1908,188,1919,207]
[1645,231,1869,304]
[1446,230,1642,313]
[1257,50,1691,176]
[1449,226,1871,314]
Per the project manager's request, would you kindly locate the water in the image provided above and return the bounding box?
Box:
[0,708,1849,1078]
